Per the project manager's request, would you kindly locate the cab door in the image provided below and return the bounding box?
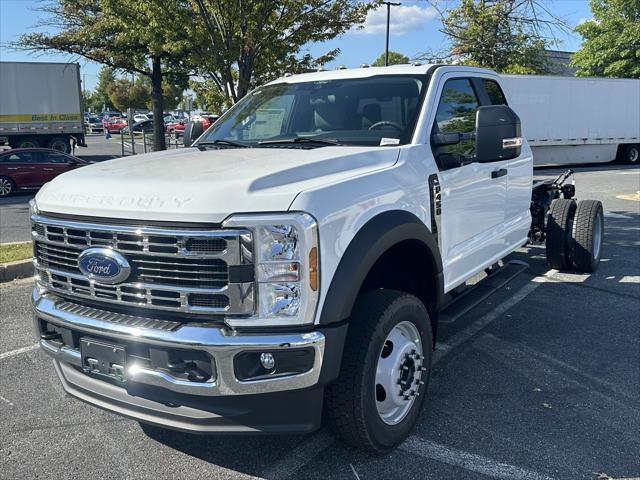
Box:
[0,151,37,188]
[431,76,509,291]
[36,151,76,184]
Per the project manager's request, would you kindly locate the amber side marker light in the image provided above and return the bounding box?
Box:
[309,247,318,291]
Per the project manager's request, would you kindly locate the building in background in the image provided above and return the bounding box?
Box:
[544,50,576,76]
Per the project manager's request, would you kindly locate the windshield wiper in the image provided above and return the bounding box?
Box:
[258,137,342,147]
[197,139,248,149]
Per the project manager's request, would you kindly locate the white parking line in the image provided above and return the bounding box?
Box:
[400,436,556,480]
[0,343,39,361]
[604,212,632,219]
[261,429,334,480]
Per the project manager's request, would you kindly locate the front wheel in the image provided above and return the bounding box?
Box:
[325,290,433,452]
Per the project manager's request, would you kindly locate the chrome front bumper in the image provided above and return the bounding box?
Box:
[32,288,325,397]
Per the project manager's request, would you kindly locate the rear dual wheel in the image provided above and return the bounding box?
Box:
[619,144,639,165]
[545,198,604,272]
[325,290,432,452]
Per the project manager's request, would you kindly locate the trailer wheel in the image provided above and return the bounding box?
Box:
[324,290,432,452]
[48,137,71,153]
[572,200,604,273]
[546,198,576,270]
[620,144,639,165]
[15,137,40,149]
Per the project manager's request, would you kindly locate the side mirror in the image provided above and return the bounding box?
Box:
[183,120,204,147]
[475,105,522,162]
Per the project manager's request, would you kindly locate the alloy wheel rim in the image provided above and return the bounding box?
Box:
[375,320,424,425]
[629,148,639,163]
[0,179,12,195]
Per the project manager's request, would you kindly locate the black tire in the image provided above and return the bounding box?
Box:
[48,136,71,153]
[324,289,433,452]
[620,144,639,165]
[16,137,40,149]
[0,176,15,197]
[572,200,604,273]
[546,198,576,270]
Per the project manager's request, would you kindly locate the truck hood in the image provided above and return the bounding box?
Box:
[36,146,399,223]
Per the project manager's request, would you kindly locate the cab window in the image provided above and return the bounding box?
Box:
[432,78,480,162]
[483,79,507,105]
[45,153,70,164]
[1,152,35,163]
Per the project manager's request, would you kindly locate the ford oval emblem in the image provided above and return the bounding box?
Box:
[78,248,131,284]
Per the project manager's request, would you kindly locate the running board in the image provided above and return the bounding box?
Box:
[438,260,529,324]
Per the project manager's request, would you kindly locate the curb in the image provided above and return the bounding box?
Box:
[0,259,34,283]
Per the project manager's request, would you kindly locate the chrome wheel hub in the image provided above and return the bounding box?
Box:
[375,321,424,425]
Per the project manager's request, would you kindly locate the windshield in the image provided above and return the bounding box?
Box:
[197,75,427,147]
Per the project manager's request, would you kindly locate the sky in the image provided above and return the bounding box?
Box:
[0,0,592,91]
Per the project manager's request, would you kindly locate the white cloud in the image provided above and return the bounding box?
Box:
[353,5,438,36]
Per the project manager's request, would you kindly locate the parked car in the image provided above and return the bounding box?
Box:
[133,113,152,123]
[102,117,127,133]
[165,119,186,135]
[0,148,90,196]
[121,119,154,135]
[99,111,122,120]
[194,113,220,129]
[84,116,104,133]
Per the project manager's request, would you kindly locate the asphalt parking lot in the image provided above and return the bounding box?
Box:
[0,163,638,479]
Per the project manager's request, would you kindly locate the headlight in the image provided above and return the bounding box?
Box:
[29,198,39,216]
[223,212,319,327]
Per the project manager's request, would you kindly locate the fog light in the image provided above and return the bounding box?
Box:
[260,352,275,370]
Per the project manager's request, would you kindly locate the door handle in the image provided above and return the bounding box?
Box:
[7,167,20,170]
[43,168,54,171]
[491,168,508,179]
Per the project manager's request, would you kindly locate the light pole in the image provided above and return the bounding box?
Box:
[384,1,401,66]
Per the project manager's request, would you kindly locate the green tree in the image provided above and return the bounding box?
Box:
[92,67,116,111]
[372,51,410,66]
[15,0,193,151]
[106,77,152,111]
[190,79,234,114]
[572,0,640,78]
[190,0,377,104]
[429,0,568,74]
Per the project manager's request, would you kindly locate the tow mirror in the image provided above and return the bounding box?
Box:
[432,132,462,146]
[183,120,204,147]
[475,105,522,162]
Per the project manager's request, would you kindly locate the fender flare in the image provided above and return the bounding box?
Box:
[318,210,444,325]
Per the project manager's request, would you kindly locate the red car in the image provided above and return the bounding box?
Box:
[0,148,90,197]
[166,119,187,135]
[102,117,128,133]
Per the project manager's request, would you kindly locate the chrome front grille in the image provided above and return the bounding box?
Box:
[32,214,254,316]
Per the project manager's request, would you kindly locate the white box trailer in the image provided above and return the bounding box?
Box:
[500,74,640,166]
[0,61,85,153]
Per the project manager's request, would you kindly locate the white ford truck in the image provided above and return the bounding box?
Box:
[30,64,604,452]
